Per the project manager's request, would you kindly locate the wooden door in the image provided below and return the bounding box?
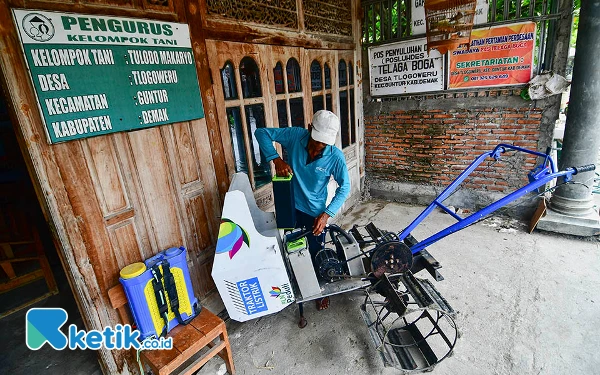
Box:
[267,45,311,166]
[268,46,309,131]
[305,49,362,210]
[206,40,275,208]
[305,50,338,120]
[336,50,362,203]
[207,42,362,215]
[0,7,225,372]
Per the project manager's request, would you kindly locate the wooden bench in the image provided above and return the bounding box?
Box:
[108,284,235,375]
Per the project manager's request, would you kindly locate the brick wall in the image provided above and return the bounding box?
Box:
[365,104,544,193]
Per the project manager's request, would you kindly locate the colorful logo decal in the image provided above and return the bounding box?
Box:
[270,284,294,305]
[216,219,250,259]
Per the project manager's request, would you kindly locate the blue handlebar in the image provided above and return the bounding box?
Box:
[399,144,576,254]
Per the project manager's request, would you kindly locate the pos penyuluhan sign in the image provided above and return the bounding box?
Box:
[448,22,536,89]
[369,38,444,96]
[12,9,204,143]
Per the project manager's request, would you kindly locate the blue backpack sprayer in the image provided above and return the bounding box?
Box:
[119,247,201,339]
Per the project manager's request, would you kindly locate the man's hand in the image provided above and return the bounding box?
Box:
[273,157,293,177]
[313,212,330,236]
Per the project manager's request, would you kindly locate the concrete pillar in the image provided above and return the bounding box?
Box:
[538,0,600,236]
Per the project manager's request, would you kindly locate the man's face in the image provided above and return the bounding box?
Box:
[307,137,327,159]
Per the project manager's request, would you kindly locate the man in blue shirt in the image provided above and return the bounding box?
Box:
[255,110,350,309]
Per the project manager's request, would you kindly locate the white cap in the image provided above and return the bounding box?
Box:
[311,110,340,145]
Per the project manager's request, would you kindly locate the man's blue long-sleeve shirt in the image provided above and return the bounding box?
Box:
[254,127,350,218]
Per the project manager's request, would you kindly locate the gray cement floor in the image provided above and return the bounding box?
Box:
[0,263,102,375]
[199,199,600,375]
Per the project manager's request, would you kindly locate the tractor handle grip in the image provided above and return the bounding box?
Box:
[285,228,312,243]
[572,164,596,174]
[328,224,355,245]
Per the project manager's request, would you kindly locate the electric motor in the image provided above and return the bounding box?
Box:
[314,248,344,281]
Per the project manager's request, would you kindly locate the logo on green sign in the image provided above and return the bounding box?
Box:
[22,13,55,42]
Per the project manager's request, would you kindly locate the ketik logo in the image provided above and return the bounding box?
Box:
[26,308,68,350]
[26,308,171,350]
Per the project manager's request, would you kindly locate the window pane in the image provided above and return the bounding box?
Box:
[276,99,288,128]
[221,62,237,100]
[240,57,262,98]
[349,61,354,85]
[338,59,347,87]
[273,62,285,95]
[350,89,356,144]
[312,95,324,113]
[289,98,305,127]
[340,90,349,148]
[286,58,302,93]
[326,93,332,111]
[245,104,271,188]
[324,63,331,89]
[310,60,322,91]
[226,107,248,174]
[276,100,291,162]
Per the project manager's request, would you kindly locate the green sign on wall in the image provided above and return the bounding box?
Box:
[12,9,204,143]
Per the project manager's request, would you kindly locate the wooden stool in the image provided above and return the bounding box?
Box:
[109,285,235,375]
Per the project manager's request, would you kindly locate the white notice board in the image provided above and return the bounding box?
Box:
[369,38,444,96]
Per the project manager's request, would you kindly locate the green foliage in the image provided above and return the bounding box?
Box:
[363,0,409,44]
[492,0,547,22]
[570,2,580,48]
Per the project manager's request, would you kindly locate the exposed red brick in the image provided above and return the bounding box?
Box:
[365,106,542,192]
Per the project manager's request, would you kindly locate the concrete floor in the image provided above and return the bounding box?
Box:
[0,263,102,375]
[199,199,600,375]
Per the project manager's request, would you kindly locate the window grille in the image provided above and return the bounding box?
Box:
[362,0,564,74]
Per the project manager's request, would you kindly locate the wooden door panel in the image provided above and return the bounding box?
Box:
[171,122,201,185]
[183,194,214,295]
[348,163,360,197]
[108,220,144,271]
[206,40,245,180]
[184,194,213,252]
[208,42,363,216]
[206,40,274,208]
[52,141,122,293]
[128,128,184,251]
[267,45,307,127]
[162,119,220,258]
[111,132,155,260]
[305,49,338,116]
[83,137,129,216]
[190,118,221,232]
[194,256,216,298]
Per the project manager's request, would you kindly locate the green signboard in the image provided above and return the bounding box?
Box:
[12,9,204,143]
